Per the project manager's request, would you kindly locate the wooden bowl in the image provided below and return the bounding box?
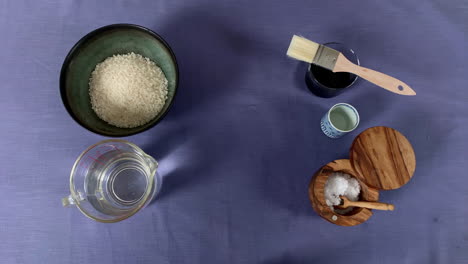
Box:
[308,159,379,226]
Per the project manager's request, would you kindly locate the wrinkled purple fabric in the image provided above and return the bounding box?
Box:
[0,0,466,263]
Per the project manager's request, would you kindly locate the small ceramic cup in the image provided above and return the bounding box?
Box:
[320,103,359,138]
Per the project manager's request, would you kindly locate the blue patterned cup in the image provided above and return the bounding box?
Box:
[320,103,359,138]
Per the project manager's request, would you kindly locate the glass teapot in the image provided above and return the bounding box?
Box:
[62,140,161,223]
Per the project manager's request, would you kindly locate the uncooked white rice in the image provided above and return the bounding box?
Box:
[89,52,168,128]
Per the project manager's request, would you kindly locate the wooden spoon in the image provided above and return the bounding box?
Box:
[339,196,395,211]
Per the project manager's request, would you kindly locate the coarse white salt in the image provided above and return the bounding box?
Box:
[89,52,168,128]
[324,172,361,210]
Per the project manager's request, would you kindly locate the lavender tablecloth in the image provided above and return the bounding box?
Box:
[1,0,467,263]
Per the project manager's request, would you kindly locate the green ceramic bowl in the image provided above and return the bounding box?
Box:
[60,24,179,137]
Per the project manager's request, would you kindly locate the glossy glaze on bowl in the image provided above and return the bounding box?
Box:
[60,24,179,137]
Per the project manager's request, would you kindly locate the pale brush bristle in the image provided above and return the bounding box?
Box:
[286,35,319,63]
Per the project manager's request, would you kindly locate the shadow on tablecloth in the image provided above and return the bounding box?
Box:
[143,9,270,202]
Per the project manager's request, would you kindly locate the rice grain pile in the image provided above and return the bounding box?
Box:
[89,52,168,128]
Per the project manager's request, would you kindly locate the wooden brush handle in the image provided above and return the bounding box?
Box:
[334,53,416,96]
[346,200,395,211]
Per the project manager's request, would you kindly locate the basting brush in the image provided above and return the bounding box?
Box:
[287,35,416,96]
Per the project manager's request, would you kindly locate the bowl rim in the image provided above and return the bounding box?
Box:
[59,23,179,137]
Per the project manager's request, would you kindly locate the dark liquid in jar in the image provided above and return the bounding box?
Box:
[311,65,356,88]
